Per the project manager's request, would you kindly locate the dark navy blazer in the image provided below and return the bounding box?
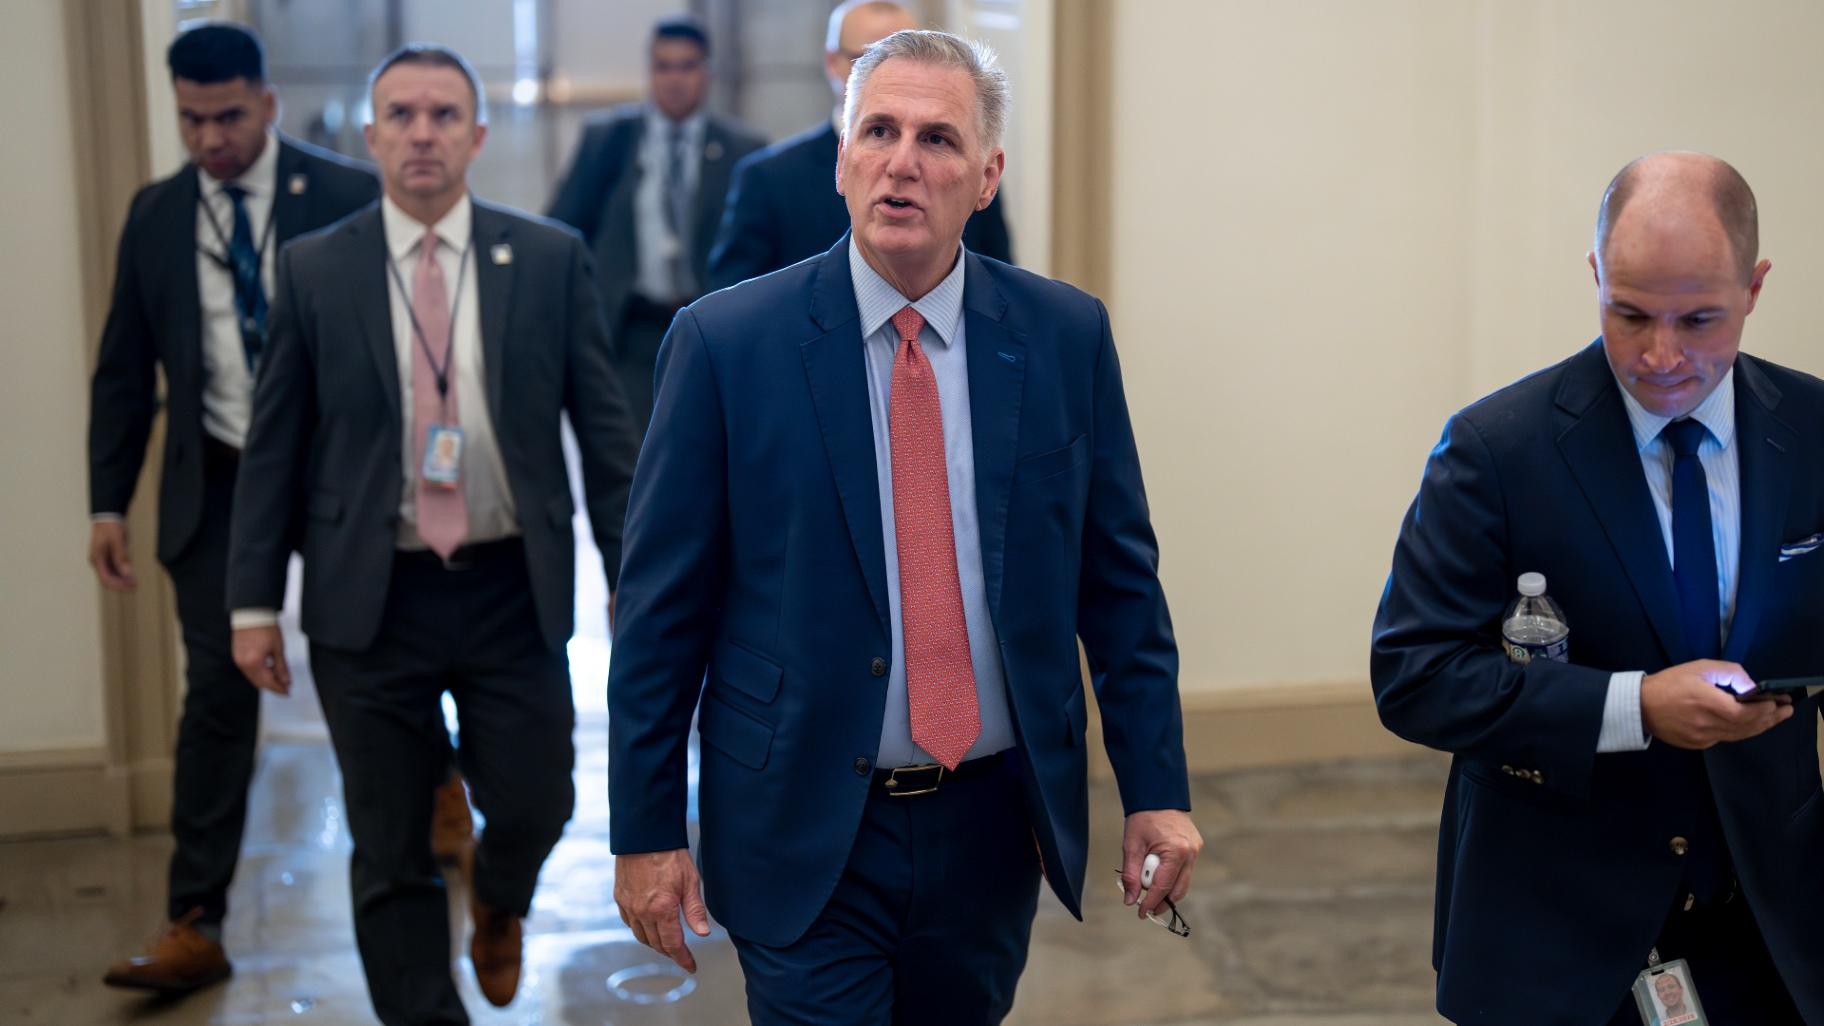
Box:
[1372,341,1824,1024]
[608,238,1188,946]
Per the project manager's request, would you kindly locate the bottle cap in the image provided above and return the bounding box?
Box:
[1517,572,1546,597]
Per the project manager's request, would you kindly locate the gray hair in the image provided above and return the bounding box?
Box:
[842,29,1008,153]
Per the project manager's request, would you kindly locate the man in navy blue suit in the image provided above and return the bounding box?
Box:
[703,0,1012,294]
[610,29,1199,1024]
[1373,152,1824,1024]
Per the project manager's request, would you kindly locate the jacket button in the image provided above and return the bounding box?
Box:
[1670,836,1689,856]
[870,657,888,678]
[1529,770,1544,785]
[853,757,871,776]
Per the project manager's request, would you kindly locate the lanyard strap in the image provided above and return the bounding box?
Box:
[196,184,278,273]
[385,237,473,403]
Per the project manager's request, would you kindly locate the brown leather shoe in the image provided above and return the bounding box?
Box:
[469,896,523,1007]
[430,771,475,865]
[102,908,232,994]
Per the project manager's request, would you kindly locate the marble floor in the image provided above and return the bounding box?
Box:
[0,714,1453,1026]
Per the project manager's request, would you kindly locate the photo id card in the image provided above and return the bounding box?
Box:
[1633,959,1707,1026]
[422,423,464,488]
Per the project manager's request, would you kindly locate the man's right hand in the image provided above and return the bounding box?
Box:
[233,626,292,696]
[1640,659,1793,749]
[615,848,712,973]
[88,520,136,591]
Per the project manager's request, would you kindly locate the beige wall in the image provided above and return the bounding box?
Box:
[1106,0,1824,696]
[0,1,107,753]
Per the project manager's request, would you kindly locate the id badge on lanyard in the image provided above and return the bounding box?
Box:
[422,423,464,488]
[1632,956,1709,1025]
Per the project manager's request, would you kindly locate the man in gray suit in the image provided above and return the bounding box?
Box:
[226,44,636,1025]
[546,14,764,435]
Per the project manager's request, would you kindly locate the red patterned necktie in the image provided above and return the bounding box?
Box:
[889,305,980,770]
[410,231,468,559]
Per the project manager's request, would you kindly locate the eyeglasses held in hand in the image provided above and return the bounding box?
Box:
[1113,867,1191,938]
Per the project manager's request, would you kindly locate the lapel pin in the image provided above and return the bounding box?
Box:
[491,243,513,266]
[288,173,308,195]
[705,140,724,162]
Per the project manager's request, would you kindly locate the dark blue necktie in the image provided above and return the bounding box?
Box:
[1664,418,1720,659]
[222,184,267,371]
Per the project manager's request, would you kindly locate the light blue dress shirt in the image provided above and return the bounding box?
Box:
[849,240,1016,767]
[1598,368,1741,752]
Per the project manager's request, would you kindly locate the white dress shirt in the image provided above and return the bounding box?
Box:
[1597,368,1741,752]
[634,106,706,302]
[197,129,279,449]
[380,194,518,550]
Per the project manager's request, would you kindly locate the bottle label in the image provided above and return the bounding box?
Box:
[1505,637,1569,664]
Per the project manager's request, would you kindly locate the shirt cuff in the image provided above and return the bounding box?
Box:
[230,609,280,630]
[90,512,125,523]
[1597,670,1650,753]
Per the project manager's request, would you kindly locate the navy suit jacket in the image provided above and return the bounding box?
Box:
[608,239,1188,946]
[88,136,377,563]
[1372,341,1824,1024]
[704,121,1013,294]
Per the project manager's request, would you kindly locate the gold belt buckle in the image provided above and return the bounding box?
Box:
[883,763,944,797]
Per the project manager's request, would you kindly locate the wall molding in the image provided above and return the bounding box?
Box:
[0,748,132,838]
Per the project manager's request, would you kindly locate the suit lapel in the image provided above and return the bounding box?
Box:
[471,201,512,428]
[347,209,401,429]
[800,239,891,636]
[166,169,205,385]
[1554,343,1687,665]
[961,254,1023,620]
[692,121,732,262]
[271,139,309,244]
[1722,358,1795,663]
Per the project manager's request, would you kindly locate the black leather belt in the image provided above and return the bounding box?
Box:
[873,752,1009,797]
[398,536,522,571]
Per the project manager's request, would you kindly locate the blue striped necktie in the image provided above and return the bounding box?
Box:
[222,184,267,371]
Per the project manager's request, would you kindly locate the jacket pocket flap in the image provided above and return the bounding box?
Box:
[713,638,783,704]
[698,693,773,770]
[1014,434,1088,485]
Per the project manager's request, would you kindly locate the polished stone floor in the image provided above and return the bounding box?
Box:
[0,718,1452,1025]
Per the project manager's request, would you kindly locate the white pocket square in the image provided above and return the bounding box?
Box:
[1779,533,1823,562]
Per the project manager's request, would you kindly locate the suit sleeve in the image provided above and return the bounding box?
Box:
[562,237,638,589]
[88,193,158,516]
[963,190,1015,266]
[704,156,780,293]
[1370,413,1611,799]
[546,125,612,245]
[227,247,315,612]
[607,308,728,854]
[1074,299,1191,815]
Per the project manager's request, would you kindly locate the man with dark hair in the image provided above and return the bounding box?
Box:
[705,0,1014,294]
[1373,151,1824,1024]
[546,14,763,436]
[89,20,378,995]
[228,42,638,1024]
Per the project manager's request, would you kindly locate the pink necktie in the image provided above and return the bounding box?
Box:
[410,232,468,559]
[889,305,980,769]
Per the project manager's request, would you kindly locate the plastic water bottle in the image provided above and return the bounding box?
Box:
[1502,572,1568,664]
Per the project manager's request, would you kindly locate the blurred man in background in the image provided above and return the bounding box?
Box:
[88,21,377,995]
[547,14,763,437]
[706,0,1013,293]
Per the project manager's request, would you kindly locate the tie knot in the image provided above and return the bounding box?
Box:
[418,231,441,262]
[1662,417,1709,458]
[891,306,926,345]
[222,183,248,207]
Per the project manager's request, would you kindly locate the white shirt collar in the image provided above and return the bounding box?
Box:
[381,192,473,262]
[1615,365,1737,453]
[646,105,707,143]
[198,128,280,198]
[848,238,967,347]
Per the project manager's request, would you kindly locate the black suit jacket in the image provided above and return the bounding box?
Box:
[226,199,638,652]
[88,136,378,563]
[545,104,764,323]
[705,121,1014,293]
[1371,341,1824,1024]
